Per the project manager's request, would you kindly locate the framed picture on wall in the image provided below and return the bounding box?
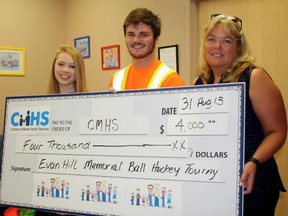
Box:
[74,36,90,58]
[0,46,26,76]
[158,44,179,73]
[101,44,120,70]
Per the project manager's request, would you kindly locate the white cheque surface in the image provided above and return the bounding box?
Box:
[1,84,245,216]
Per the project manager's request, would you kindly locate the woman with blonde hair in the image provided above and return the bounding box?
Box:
[48,45,87,94]
[193,14,287,216]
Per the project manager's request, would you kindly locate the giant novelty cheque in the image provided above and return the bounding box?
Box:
[0,84,245,216]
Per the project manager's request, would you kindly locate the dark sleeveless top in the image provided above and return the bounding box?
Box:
[194,67,286,209]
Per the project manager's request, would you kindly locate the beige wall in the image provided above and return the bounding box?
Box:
[63,0,192,92]
[0,0,65,128]
[0,0,192,131]
[0,0,287,215]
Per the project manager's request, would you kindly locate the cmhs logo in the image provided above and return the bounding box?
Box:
[11,110,50,127]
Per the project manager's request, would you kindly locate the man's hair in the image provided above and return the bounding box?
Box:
[123,8,161,39]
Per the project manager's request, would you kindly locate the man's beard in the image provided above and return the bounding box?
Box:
[127,42,155,59]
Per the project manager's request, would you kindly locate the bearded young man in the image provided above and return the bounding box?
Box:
[108,8,185,91]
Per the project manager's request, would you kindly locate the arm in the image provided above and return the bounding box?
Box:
[108,75,117,93]
[240,67,287,194]
[108,76,113,89]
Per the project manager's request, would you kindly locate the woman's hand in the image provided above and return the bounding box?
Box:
[239,161,257,194]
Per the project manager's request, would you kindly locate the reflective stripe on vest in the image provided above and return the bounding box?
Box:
[112,64,131,91]
[112,63,175,91]
[147,63,176,88]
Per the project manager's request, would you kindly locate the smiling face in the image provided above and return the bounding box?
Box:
[54,52,76,93]
[125,22,156,60]
[204,23,239,74]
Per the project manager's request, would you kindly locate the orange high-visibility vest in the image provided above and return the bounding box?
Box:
[112,62,176,91]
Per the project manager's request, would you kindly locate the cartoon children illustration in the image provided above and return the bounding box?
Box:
[107,183,112,202]
[91,191,95,202]
[81,189,85,201]
[167,190,172,208]
[41,182,45,197]
[86,185,90,201]
[101,180,107,202]
[147,184,153,206]
[142,195,146,206]
[146,196,149,207]
[96,181,101,202]
[130,192,135,205]
[65,182,70,199]
[50,178,55,197]
[37,185,40,197]
[61,180,65,198]
[161,187,166,207]
[153,183,160,207]
[46,187,49,197]
[112,186,118,204]
[55,177,61,198]
[136,188,141,206]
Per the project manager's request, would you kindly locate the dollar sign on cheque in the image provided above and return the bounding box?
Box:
[160,125,164,134]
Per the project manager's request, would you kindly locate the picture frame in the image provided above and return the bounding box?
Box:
[158,44,179,73]
[101,44,120,70]
[0,47,26,76]
[74,36,90,58]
